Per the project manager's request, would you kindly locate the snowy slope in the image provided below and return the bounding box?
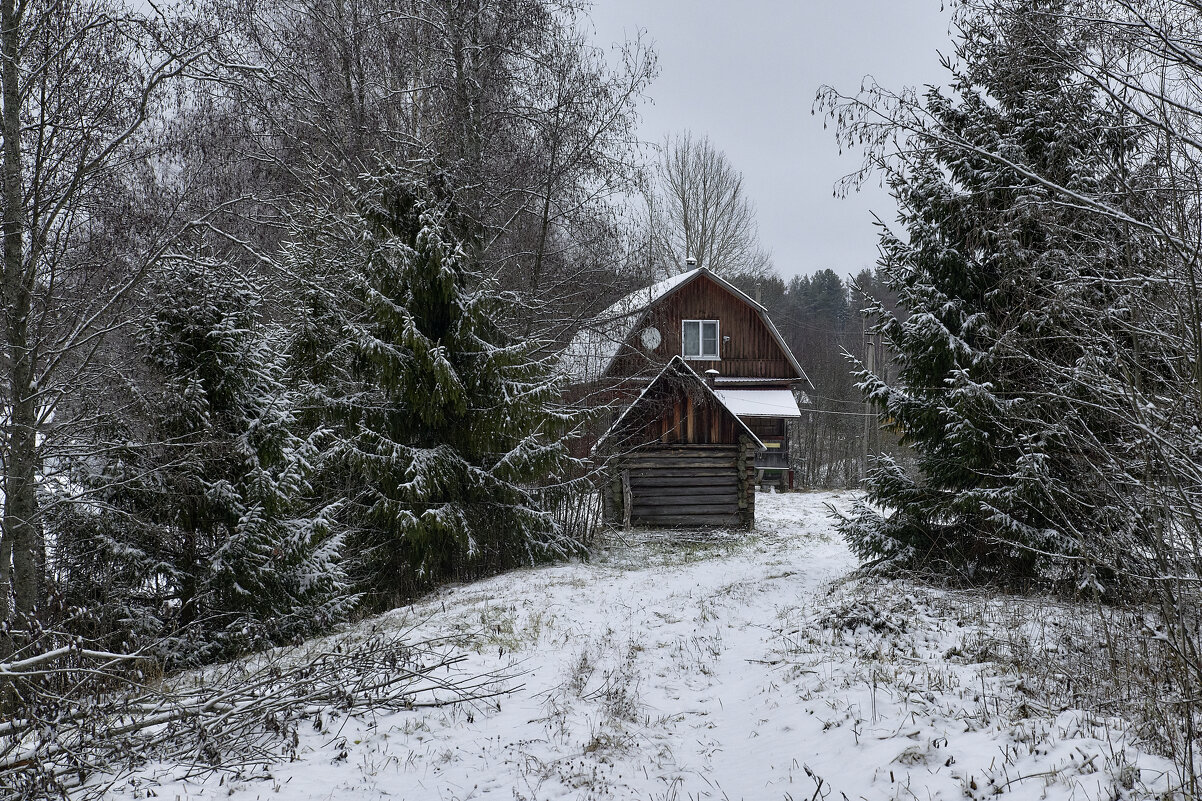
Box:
[108,492,1180,800]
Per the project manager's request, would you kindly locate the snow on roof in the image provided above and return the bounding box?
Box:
[712,378,813,403]
[559,269,702,385]
[558,267,812,388]
[712,388,803,418]
[594,356,765,452]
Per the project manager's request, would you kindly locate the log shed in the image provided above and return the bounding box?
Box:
[596,356,764,529]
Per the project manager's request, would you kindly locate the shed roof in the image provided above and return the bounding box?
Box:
[713,388,804,418]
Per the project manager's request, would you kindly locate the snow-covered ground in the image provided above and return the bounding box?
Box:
[109,491,1181,800]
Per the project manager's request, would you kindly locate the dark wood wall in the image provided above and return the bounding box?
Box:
[747,417,785,440]
[607,276,799,381]
[604,441,758,529]
[629,392,747,447]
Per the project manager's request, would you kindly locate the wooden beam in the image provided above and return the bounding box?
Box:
[686,394,694,443]
[629,475,738,488]
[632,493,739,507]
[627,468,738,479]
[633,507,740,518]
[629,513,742,527]
[623,460,737,470]
[624,446,738,457]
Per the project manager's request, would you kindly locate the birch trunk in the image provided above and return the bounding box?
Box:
[0,0,33,669]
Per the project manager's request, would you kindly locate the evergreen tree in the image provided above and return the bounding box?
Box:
[53,260,349,663]
[833,1,1160,588]
[285,170,580,609]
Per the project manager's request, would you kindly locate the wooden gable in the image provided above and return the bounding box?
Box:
[605,271,803,383]
[597,356,764,452]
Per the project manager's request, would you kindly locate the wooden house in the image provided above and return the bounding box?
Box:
[562,266,811,528]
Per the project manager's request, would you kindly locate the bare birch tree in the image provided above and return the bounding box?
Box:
[180,0,652,339]
[641,131,773,279]
[0,0,207,664]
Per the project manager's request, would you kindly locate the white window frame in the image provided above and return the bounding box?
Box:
[682,319,720,360]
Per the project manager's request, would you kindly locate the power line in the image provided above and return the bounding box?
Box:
[803,407,877,417]
[806,393,875,406]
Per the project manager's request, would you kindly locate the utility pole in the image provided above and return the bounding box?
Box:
[863,324,874,480]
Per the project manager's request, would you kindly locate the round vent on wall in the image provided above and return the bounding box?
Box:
[640,326,662,351]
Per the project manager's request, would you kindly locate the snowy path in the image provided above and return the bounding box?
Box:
[112,491,1180,800]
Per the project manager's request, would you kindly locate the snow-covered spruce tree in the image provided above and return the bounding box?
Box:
[284,170,580,609]
[53,260,349,663]
[824,2,1161,588]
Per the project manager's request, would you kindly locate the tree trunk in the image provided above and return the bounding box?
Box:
[1,0,38,642]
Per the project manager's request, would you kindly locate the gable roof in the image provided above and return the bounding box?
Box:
[559,267,811,387]
[559,269,700,385]
[594,356,765,452]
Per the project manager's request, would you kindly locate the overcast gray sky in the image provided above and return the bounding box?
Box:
[587,1,955,280]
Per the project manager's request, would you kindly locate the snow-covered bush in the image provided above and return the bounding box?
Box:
[52,260,351,663]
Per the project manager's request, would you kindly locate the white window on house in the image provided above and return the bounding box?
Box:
[682,319,720,359]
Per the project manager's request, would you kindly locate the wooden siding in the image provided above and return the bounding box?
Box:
[598,359,755,452]
[746,417,786,439]
[606,274,800,381]
[637,391,745,447]
[604,442,758,529]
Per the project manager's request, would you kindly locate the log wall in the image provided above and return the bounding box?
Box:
[604,439,758,529]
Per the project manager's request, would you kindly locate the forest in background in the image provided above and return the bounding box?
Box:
[729,267,902,489]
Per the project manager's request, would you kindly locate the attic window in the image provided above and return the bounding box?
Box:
[682,320,719,360]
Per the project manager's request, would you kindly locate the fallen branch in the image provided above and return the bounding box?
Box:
[0,623,519,800]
